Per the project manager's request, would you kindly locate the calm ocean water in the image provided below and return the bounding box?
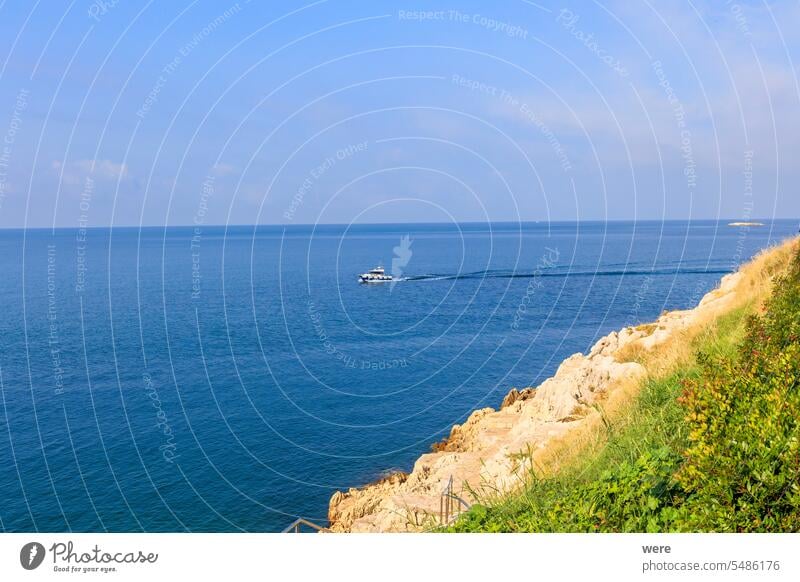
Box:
[0,220,796,532]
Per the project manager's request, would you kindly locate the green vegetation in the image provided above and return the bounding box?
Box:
[450,247,800,532]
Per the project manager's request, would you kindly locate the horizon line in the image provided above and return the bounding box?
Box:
[1,217,799,232]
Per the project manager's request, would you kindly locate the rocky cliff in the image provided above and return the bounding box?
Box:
[328,243,791,532]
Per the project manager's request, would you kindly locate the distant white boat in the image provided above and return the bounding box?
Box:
[359,265,392,283]
[728,221,764,227]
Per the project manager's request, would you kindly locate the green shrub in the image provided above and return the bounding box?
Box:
[678,250,800,531]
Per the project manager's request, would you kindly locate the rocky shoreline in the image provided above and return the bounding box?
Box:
[327,244,791,532]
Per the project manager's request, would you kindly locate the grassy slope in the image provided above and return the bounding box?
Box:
[449,241,799,533]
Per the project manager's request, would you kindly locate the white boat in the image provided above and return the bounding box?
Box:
[359,265,392,283]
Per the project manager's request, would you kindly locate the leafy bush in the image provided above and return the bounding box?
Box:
[678,249,800,531]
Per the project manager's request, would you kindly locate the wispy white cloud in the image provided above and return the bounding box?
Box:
[211,163,237,176]
[51,159,129,185]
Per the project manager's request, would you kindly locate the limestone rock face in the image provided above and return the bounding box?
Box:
[327,472,408,532]
[326,263,754,532]
[501,387,536,409]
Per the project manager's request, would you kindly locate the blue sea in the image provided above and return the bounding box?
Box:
[0,220,797,532]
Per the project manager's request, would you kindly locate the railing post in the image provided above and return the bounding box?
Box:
[438,475,471,527]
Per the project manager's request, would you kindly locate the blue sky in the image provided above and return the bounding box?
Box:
[0,0,798,227]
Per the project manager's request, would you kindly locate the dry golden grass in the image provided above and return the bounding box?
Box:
[616,237,799,372]
[530,373,643,476]
[528,236,799,478]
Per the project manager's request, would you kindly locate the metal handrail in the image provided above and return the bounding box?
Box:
[283,477,469,532]
[282,517,328,533]
[439,476,471,525]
